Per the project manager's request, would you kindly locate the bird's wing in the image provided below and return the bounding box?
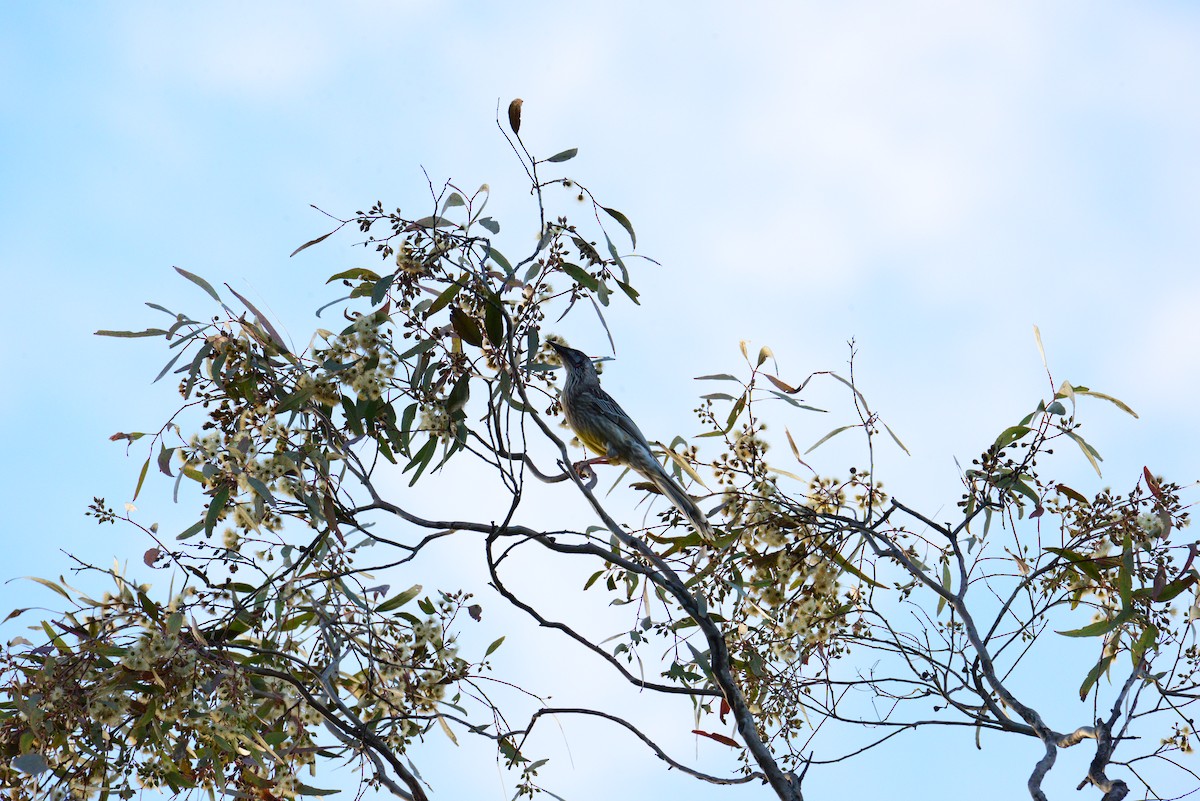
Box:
[587,388,654,454]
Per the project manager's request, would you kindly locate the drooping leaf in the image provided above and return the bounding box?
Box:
[601,206,636,248]
[1064,429,1103,477]
[289,229,338,258]
[174,266,222,301]
[507,98,523,135]
[1079,653,1115,700]
[204,486,231,537]
[450,307,483,347]
[132,456,151,501]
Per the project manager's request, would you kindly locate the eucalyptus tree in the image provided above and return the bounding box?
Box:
[2,104,1195,801]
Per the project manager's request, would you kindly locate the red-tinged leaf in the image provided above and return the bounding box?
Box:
[765,374,797,393]
[1055,483,1090,505]
[719,698,730,724]
[144,548,161,567]
[692,730,740,748]
[1144,467,1164,500]
[784,428,813,470]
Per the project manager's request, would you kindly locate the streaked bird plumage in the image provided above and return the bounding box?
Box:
[550,341,713,540]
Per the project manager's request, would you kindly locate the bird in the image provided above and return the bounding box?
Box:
[549,341,714,540]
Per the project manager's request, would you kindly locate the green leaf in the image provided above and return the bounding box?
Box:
[601,206,636,248]
[695,373,739,382]
[427,281,463,316]
[1064,429,1103,477]
[484,636,505,657]
[291,782,341,796]
[25,577,71,601]
[1079,653,1114,700]
[398,338,439,361]
[487,245,512,274]
[615,280,640,304]
[404,436,438,486]
[1131,623,1158,667]
[205,486,230,538]
[12,753,48,776]
[371,274,395,305]
[1045,547,1105,581]
[443,192,466,209]
[290,229,338,258]
[450,307,483,347]
[326,267,381,284]
[819,541,884,589]
[477,217,500,235]
[174,266,223,301]
[483,295,505,347]
[95,328,168,338]
[937,561,952,615]
[883,422,910,455]
[1118,531,1133,609]
[413,215,456,229]
[157,445,176,477]
[725,393,746,432]
[177,519,205,541]
[446,374,471,415]
[1057,607,1131,638]
[377,584,423,613]
[1074,388,1139,418]
[806,424,856,455]
[152,348,187,383]
[546,148,579,163]
[1151,573,1197,603]
[132,456,151,501]
[561,263,599,291]
[993,425,1031,450]
[1054,483,1090,505]
[245,476,276,506]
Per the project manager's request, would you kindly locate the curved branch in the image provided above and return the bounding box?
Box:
[512,707,765,786]
[486,534,719,697]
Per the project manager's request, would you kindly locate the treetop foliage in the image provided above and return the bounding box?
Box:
[2,103,1196,801]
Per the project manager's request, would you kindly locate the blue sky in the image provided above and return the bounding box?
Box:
[2,3,1198,799]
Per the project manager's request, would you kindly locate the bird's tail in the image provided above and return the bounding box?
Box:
[636,456,715,541]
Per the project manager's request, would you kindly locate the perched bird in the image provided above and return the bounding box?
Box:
[550,341,713,540]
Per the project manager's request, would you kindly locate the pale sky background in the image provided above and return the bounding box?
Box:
[2,3,1199,800]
